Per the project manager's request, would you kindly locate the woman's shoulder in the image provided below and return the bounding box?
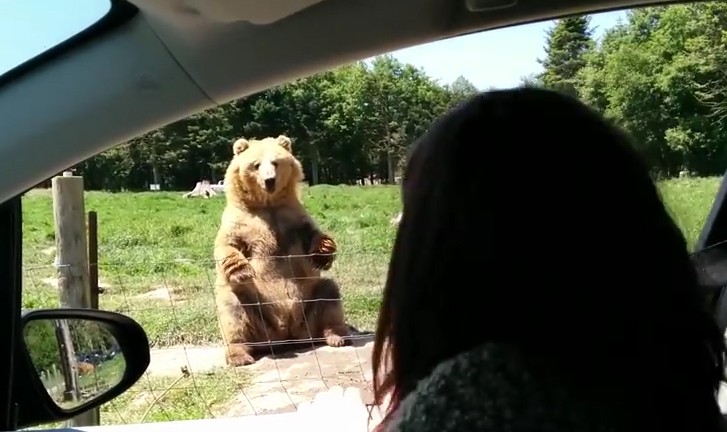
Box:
[385,343,617,432]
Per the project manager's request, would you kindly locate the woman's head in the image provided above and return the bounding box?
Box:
[372,87,725,426]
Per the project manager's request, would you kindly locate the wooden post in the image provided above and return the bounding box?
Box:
[51,173,99,426]
[55,319,81,404]
[53,173,90,310]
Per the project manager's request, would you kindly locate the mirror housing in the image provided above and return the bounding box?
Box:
[12,308,150,429]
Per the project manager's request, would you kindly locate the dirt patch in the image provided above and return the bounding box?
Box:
[133,287,186,303]
[145,335,375,416]
[147,345,227,376]
[223,338,374,416]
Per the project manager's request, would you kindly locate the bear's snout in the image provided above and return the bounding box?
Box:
[264,178,276,193]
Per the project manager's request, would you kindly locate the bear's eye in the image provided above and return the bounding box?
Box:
[253,162,260,170]
[271,161,278,167]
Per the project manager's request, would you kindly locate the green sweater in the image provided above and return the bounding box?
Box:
[384,343,630,432]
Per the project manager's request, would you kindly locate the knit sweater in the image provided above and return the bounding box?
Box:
[383,343,630,432]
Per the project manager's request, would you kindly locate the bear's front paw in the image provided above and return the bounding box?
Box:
[325,334,346,347]
[223,256,255,284]
[309,234,337,270]
[228,265,255,284]
[228,352,256,366]
[323,328,349,347]
[226,344,256,366]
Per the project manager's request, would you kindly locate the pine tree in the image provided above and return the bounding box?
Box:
[538,16,594,96]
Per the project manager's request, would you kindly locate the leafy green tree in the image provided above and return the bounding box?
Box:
[519,73,543,88]
[539,16,595,96]
[23,319,61,374]
[575,4,727,176]
[446,76,479,105]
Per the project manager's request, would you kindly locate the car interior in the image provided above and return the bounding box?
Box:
[4,0,727,430]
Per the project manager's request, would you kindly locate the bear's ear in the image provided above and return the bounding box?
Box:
[276,135,293,152]
[232,138,250,156]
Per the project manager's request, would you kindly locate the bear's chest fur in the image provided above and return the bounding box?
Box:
[234,206,314,261]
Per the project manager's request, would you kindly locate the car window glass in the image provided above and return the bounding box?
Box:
[0,0,111,77]
[19,1,727,425]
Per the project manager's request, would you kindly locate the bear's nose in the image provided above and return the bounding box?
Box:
[264,178,276,192]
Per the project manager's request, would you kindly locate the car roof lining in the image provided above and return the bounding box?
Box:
[129,0,330,25]
[0,0,693,204]
[135,0,679,106]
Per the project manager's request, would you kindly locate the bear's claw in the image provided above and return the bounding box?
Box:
[228,267,255,284]
[228,352,256,366]
[323,327,349,347]
[224,257,255,284]
[310,234,337,270]
[226,343,256,366]
[325,334,346,347]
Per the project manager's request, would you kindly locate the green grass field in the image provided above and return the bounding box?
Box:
[100,367,250,424]
[22,184,400,347]
[19,178,722,425]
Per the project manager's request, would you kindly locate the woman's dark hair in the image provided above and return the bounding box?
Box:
[372,87,726,430]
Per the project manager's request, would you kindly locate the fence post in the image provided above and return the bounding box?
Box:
[52,172,100,426]
[55,319,81,406]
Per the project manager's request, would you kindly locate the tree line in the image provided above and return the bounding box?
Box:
[74,57,479,191]
[526,2,727,178]
[73,2,727,191]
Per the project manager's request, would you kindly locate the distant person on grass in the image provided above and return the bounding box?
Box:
[300,87,727,432]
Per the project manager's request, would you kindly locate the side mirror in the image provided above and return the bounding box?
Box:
[13,308,150,429]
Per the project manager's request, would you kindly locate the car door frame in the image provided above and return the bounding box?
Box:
[0,195,23,430]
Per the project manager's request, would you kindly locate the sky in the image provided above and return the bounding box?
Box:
[387,10,627,89]
[0,1,628,90]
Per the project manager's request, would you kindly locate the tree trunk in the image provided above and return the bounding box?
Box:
[308,148,320,185]
[152,164,160,185]
[310,160,319,185]
[386,152,396,184]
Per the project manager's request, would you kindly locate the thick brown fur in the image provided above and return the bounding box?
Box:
[76,361,95,375]
[214,135,350,367]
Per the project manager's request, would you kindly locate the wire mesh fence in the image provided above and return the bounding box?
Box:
[22,252,387,425]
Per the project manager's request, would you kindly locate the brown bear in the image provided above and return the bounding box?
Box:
[76,361,95,375]
[214,134,350,366]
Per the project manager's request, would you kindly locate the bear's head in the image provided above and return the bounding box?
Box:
[224,135,304,208]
